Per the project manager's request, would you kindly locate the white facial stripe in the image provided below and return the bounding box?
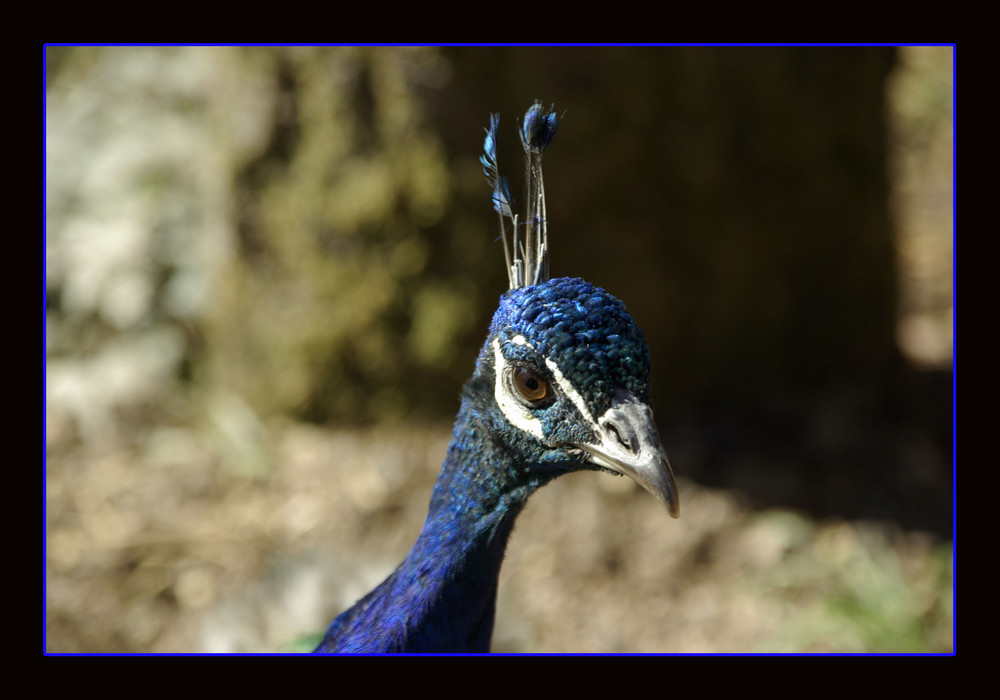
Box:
[492,338,544,439]
[544,356,597,429]
[493,336,600,441]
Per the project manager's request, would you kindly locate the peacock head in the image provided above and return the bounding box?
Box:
[480,277,679,517]
[475,102,678,517]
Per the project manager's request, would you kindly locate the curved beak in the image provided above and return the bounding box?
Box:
[573,395,679,518]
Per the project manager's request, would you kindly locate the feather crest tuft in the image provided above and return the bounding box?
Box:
[482,101,563,290]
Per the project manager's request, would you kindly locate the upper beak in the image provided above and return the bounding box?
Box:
[573,394,679,518]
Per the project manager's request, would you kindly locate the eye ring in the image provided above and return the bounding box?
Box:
[513,367,550,402]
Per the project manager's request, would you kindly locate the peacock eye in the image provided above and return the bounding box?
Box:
[514,367,549,402]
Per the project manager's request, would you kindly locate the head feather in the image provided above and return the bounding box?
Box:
[482,101,563,290]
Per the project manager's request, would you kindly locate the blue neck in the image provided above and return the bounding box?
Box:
[316,392,548,653]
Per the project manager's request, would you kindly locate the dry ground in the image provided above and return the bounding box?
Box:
[46,420,952,654]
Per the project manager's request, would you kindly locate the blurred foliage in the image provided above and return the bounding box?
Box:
[47,46,925,431]
[212,48,470,423]
[46,46,478,435]
[888,47,953,368]
[739,512,953,652]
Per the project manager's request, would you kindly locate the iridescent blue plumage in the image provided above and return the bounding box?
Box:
[480,113,512,219]
[519,101,561,154]
[315,104,678,654]
[491,277,652,418]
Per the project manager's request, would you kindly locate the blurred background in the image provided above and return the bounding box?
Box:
[45,45,953,653]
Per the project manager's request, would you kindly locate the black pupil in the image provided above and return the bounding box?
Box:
[524,376,539,391]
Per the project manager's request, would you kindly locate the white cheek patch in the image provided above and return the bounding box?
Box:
[492,338,544,440]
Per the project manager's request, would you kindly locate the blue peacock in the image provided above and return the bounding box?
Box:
[315,102,679,654]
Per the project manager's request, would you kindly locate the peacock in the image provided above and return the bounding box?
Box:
[314,102,679,654]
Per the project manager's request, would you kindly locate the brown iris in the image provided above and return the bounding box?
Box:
[514,367,549,402]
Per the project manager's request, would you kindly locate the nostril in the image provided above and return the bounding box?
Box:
[607,421,636,453]
[609,423,625,449]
